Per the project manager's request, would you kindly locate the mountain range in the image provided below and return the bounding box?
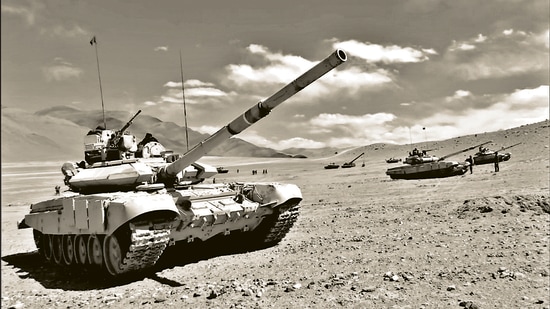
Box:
[1,105,548,163]
[1,105,303,163]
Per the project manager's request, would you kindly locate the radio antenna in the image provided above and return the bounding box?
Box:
[90,36,106,129]
[179,50,189,151]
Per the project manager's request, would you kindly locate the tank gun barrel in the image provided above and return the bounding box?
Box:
[498,142,522,152]
[160,49,347,178]
[439,140,492,161]
[347,152,365,164]
[119,110,142,133]
[107,109,141,148]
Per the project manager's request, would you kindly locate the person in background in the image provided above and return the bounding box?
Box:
[467,155,474,174]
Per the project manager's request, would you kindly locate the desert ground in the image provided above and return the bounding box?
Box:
[2,122,549,309]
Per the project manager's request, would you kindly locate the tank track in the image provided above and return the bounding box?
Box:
[261,204,300,244]
[118,228,171,273]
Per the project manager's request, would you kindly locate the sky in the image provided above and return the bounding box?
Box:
[2,0,549,150]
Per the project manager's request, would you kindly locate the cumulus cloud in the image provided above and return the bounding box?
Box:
[303,85,548,148]
[194,125,219,135]
[222,44,395,106]
[306,112,399,147]
[226,46,312,86]
[442,29,549,80]
[236,132,327,150]
[403,85,549,141]
[278,137,326,149]
[42,58,83,81]
[155,79,230,105]
[331,39,434,64]
[311,113,395,127]
[154,46,168,52]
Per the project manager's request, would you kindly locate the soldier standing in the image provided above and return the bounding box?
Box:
[494,152,500,172]
[468,155,474,174]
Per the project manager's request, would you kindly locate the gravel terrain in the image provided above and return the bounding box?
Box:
[2,122,549,309]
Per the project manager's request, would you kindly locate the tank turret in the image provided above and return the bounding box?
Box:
[19,49,348,276]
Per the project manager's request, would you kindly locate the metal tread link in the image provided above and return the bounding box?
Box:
[262,205,300,243]
[119,229,171,273]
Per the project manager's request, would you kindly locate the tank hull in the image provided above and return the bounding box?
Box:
[386,161,468,180]
[18,182,301,276]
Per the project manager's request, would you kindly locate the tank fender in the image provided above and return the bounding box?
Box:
[21,194,178,235]
[105,193,179,234]
[244,183,303,207]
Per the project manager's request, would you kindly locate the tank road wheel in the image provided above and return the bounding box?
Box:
[87,236,104,267]
[103,234,125,276]
[42,234,53,262]
[52,235,64,265]
[62,235,75,265]
[74,235,88,265]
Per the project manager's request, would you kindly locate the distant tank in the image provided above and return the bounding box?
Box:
[216,167,229,174]
[17,49,348,276]
[341,152,364,168]
[385,141,491,180]
[472,142,521,165]
[324,163,339,169]
[385,157,401,163]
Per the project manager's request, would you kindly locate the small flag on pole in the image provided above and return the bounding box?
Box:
[90,36,97,45]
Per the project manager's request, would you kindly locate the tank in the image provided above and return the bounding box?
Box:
[471,142,521,165]
[216,167,229,174]
[385,141,491,180]
[341,152,364,168]
[324,163,339,169]
[17,49,348,276]
[385,157,401,163]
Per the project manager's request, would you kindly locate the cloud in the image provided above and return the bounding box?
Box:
[42,58,83,81]
[2,1,90,38]
[307,112,399,147]
[225,45,312,86]
[40,23,88,37]
[441,29,549,80]
[154,46,168,52]
[222,44,394,107]
[297,85,548,148]
[164,79,216,88]
[331,39,434,64]
[1,2,42,26]
[194,125,219,135]
[403,85,549,142]
[236,132,327,150]
[278,137,326,149]
[155,79,230,105]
